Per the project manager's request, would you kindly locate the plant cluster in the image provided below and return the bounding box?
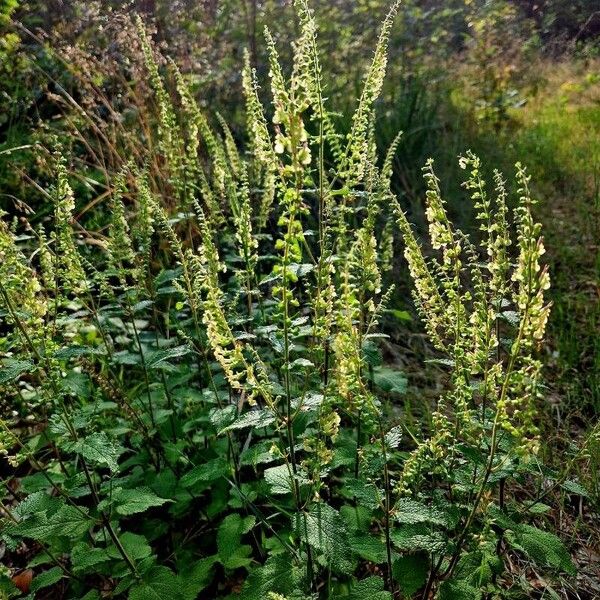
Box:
[0,2,579,599]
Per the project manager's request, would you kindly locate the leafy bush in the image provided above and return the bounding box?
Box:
[0,2,576,598]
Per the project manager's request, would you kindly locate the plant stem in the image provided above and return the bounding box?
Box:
[378,418,395,597]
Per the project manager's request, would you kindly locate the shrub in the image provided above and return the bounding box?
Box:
[0,2,573,598]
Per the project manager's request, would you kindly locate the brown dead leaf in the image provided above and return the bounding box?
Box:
[12,569,33,594]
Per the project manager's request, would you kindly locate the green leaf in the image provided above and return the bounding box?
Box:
[507,524,576,575]
[438,579,482,600]
[132,300,154,313]
[219,409,276,434]
[112,351,141,366]
[0,570,19,599]
[390,524,446,554]
[264,464,308,495]
[372,366,407,394]
[486,504,516,530]
[499,310,519,327]
[209,405,237,432]
[295,503,353,574]
[362,341,383,367]
[71,543,112,574]
[60,371,91,398]
[561,480,589,497]
[180,457,230,487]
[13,504,91,540]
[0,358,34,383]
[343,478,380,510]
[13,492,62,519]
[62,432,124,473]
[385,425,402,449]
[264,465,291,495]
[53,346,105,360]
[155,268,182,286]
[29,567,63,595]
[340,504,373,532]
[129,566,183,600]
[52,505,92,538]
[180,556,217,600]
[109,487,171,516]
[290,358,314,369]
[454,548,502,588]
[239,440,279,467]
[528,503,552,514]
[331,436,357,469]
[238,555,304,600]
[349,532,387,563]
[296,392,324,412]
[350,576,392,600]
[424,358,455,367]
[144,345,190,369]
[287,263,314,277]
[217,513,255,570]
[388,309,412,322]
[107,532,152,561]
[392,553,428,596]
[394,499,449,527]
[48,412,87,437]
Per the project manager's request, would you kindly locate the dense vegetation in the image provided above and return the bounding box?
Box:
[0,1,598,598]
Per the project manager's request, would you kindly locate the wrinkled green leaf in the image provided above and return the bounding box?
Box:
[264,464,308,495]
[219,409,276,434]
[350,576,392,600]
[13,504,91,540]
[108,487,171,516]
[180,556,217,600]
[144,345,190,369]
[0,358,34,383]
[372,366,407,394]
[438,579,481,600]
[343,478,380,510]
[71,543,112,574]
[217,513,255,570]
[507,524,576,575]
[107,532,152,561]
[349,532,387,563]
[394,498,449,527]
[238,555,304,600]
[62,432,124,473]
[393,553,429,597]
[295,503,353,574]
[129,566,183,600]
[180,457,230,487]
[390,524,446,553]
[29,567,63,595]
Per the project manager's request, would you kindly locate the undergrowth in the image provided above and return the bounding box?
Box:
[0,2,588,599]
